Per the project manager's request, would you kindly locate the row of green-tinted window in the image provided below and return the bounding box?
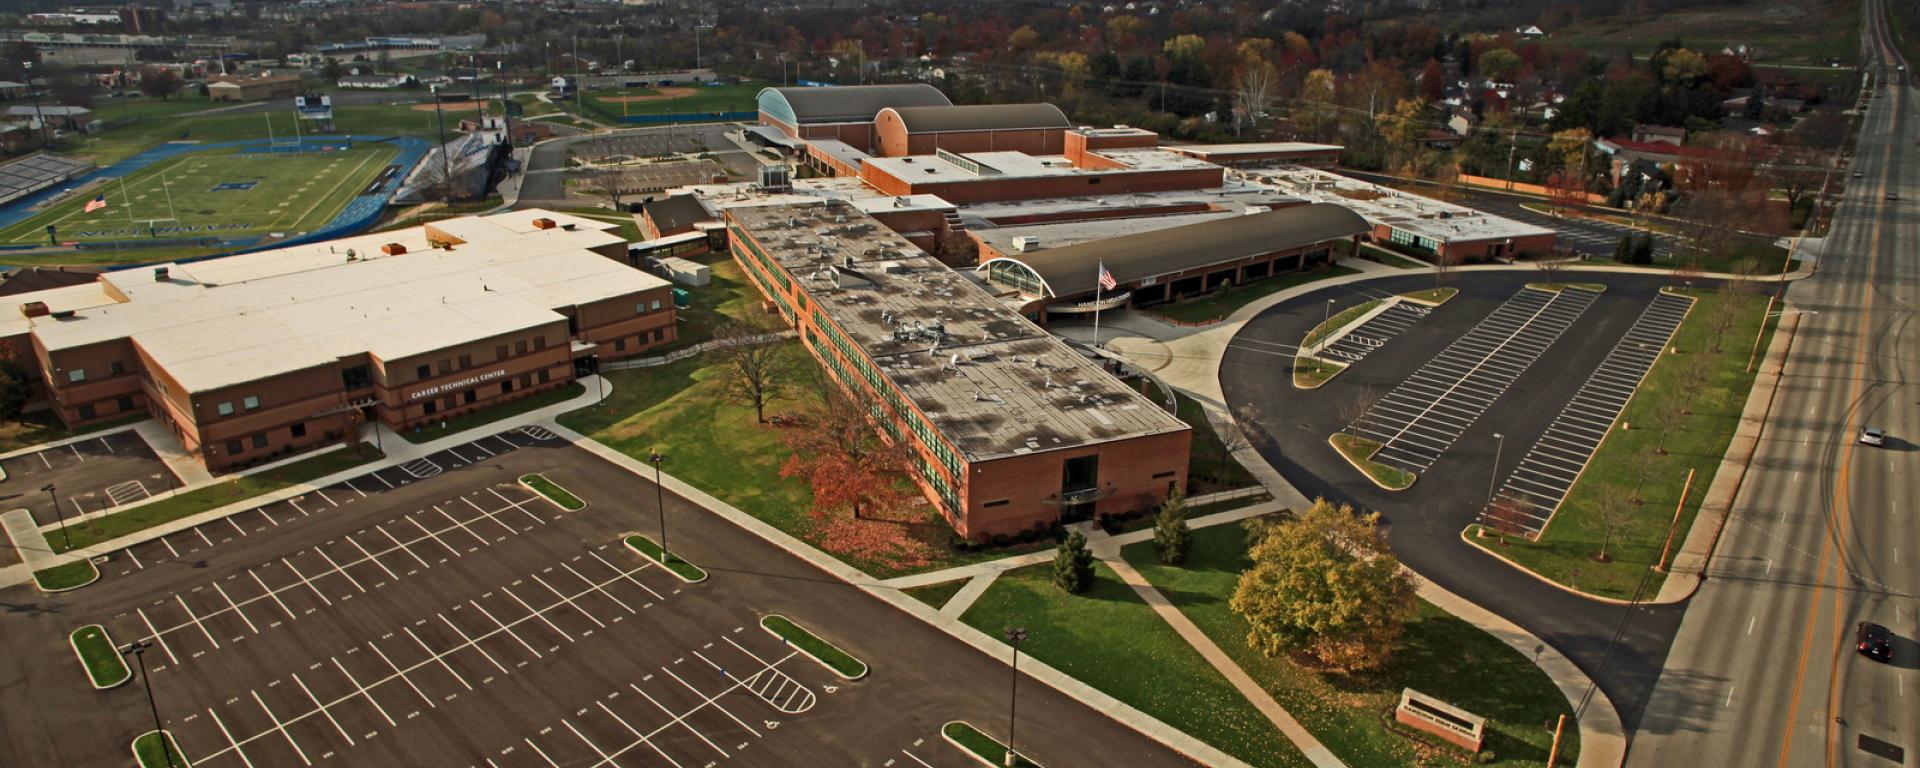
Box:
[805,325,963,513]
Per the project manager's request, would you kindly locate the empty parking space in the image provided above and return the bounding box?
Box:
[1487,291,1694,536]
[0,430,179,526]
[1500,207,1677,260]
[1347,286,1600,473]
[579,133,709,158]
[1316,301,1431,366]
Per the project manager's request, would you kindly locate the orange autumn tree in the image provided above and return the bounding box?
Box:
[779,374,916,521]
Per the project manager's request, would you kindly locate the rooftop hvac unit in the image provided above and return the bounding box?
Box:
[19,301,47,318]
[1012,236,1041,253]
[153,267,169,282]
[759,164,792,192]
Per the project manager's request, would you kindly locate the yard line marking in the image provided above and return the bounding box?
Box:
[344,535,399,581]
[137,607,180,664]
[469,599,541,658]
[252,690,311,766]
[439,612,510,675]
[292,672,355,746]
[311,545,366,593]
[331,656,394,727]
[175,595,221,649]
[205,708,258,768]
[211,581,258,634]
[377,524,432,570]
[282,557,333,606]
[405,626,472,690]
[248,569,298,622]
[531,572,603,627]
[367,641,434,709]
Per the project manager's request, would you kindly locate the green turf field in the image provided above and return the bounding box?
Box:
[0,144,397,246]
[580,82,763,122]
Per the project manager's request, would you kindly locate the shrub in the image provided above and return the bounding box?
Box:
[1051,529,1094,593]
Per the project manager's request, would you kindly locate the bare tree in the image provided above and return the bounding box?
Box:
[1432,247,1462,287]
[1483,497,1531,545]
[1337,384,1381,427]
[1534,254,1567,287]
[593,166,632,210]
[1592,493,1630,562]
[1710,278,1746,352]
[716,319,796,424]
[1233,64,1276,136]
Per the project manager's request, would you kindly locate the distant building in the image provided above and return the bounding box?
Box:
[3,105,95,132]
[206,73,303,102]
[1160,142,1343,169]
[336,73,415,89]
[1632,124,1687,146]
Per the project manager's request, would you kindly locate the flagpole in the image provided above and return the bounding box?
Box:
[1092,259,1104,348]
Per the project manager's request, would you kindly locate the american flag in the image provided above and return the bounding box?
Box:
[1097,262,1117,291]
[83,194,106,213]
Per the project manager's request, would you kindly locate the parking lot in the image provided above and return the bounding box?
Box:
[1487,291,1694,536]
[0,430,179,528]
[578,133,709,159]
[0,431,1202,768]
[1314,300,1431,367]
[1345,286,1600,474]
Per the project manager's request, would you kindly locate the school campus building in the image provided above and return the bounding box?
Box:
[0,209,676,472]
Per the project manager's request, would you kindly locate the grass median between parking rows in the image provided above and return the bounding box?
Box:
[520,473,586,511]
[1292,357,1347,389]
[1148,265,1358,324]
[761,614,868,679]
[70,624,129,688]
[1119,525,1577,766]
[133,731,186,768]
[1302,300,1383,350]
[943,722,1040,767]
[34,559,99,591]
[623,534,706,581]
[1329,433,1415,491]
[1471,287,1777,599]
[53,444,384,554]
[400,382,586,444]
[1399,287,1459,305]
[1527,282,1608,294]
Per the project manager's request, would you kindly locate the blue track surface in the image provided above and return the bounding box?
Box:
[0,135,431,259]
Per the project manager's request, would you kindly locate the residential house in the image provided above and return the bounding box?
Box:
[1631,124,1687,146]
[207,73,303,101]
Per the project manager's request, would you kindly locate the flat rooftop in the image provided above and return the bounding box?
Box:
[1245,166,1557,244]
[863,147,1217,184]
[806,138,875,169]
[954,182,1303,224]
[1166,141,1344,157]
[669,177,957,217]
[971,211,1240,254]
[10,209,667,393]
[728,200,1187,462]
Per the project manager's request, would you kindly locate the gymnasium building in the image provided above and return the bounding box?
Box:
[0,209,676,472]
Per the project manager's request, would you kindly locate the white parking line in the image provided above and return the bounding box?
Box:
[248,569,298,622]
[406,515,462,558]
[205,708,258,768]
[435,505,490,548]
[137,607,180,664]
[490,487,547,525]
[281,557,333,606]
[251,690,311,766]
[331,656,394,727]
[563,719,626,767]
[464,496,519,536]
[604,698,707,764]
[563,561,637,614]
[468,599,542,658]
[311,546,366,594]
[211,582,258,634]
[315,490,338,508]
[377,524,432,570]
[367,641,435,709]
[530,572,604,627]
[292,672,355,746]
[439,613,510,675]
[405,626,473,691]
[523,737,563,767]
[344,535,399,581]
[503,585,572,642]
[175,595,221,649]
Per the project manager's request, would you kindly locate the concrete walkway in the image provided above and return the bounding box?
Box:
[131,418,213,487]
[1,509,50,567]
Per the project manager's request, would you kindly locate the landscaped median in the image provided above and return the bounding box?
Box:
[518,473,586,511]
[34,559,100,592]
[1527,282,1608,294]
[760,614,868,680]
[943,721,1041,767]
[623,533,706,582]
[1294,289,1457,389]
[1399,287,1459,306]
[69,624,130,689]
[54,444,383,554]
[133,731,188,768]
[1329,433,1416,491]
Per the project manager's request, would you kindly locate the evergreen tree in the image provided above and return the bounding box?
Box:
[1052,529,1094,593]
[1153,489,1192,565]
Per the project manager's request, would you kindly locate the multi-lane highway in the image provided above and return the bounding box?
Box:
[1632,2,1917,765]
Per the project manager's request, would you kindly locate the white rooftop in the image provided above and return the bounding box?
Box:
[1244,166,1557,244]
[1168,141,1343,156]
[864,148,1217,184]
[955,182,1301,223]
[971,211,1240,254]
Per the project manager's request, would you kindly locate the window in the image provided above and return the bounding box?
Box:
[652,329,664,342]
[535,336,546,350]
[67,369,85,382]
[614,338,626,352]
[341,364,372,390]
[416,364,431,380]
[116,396,134,412]
[226,440,243,455]
[649,299,662,311]
[501,379,515,394]
[424,400,438,415]
[251,434,268,449]
[458,354,471,369]
[291,422,306,438]
[76,404,95,420]
[983,499,1010,508]
[635,302,648,314]
[1152,470,1177,479]
[516,340,528,355]
[243,396,260,411]
[216,401,234,416]
[1088,177,1101,184]
[495,344,509,361]
[109,361,126,376]
[437,359,451,375]
[537,370,550,384]
[463,389,477,404]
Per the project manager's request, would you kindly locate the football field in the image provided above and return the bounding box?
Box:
[0,144,398,246]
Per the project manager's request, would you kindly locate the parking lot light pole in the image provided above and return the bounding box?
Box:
[1004,627,1028,767]
[120,639,177,768]
[42,483,68,550]
[648,450,668,563]
[1486,433,1505,505]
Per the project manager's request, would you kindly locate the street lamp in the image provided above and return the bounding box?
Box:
[22,61,49,147]
[648,450,668,563]
[428,85,452,203]
[1004,627,1028,767]
[42,483,68,550]
[120,639,178,768]
[1486,433,1505,505]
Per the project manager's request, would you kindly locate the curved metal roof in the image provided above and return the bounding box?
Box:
[756,84,952,125]
[978,203,1369,298]
[879,103,1071,133]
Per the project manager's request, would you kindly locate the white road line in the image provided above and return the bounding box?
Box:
[405,626,472,690]
[206,708,258,768]
[367,641,434,709]
[292,672,354,745]
[331,656,394,726]
[211,581,258,634]
[901,749,936,768]
[252,690,311,766]
[248,569,298,622]
[345,535,399,581]
[137,607,180,664]
[175,595,221,649]
[1748,616,1756,635]
[439,613,510,675]
[282,557,333,606]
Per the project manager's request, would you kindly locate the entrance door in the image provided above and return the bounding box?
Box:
[574,355,599,379]
[1059,455,1099,523]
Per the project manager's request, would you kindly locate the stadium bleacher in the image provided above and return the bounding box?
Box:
[0,152,95,208]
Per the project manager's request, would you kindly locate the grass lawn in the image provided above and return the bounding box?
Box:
[57,444,384,552]
[69,624,129,688]
[58,102,469,166]
[1329,433,1415,491]
[0,412,144,455]
[1528,282,1608,293]
[1654,237,1795,275]
[961,560,1310,767]
[1121,525,1578,767]
[133,731,186,768]
[0,145,397,249]
[520,473,586,510]
[1149,265,1359,324]
[624,533,707,581]
[400,382,585,443]
[661,257,760,350]
[762,614,868,678]
[557,348,1056,577]
[1358,243,1428,269]
[1292,357,1346,389]
[34,559,99,591]
[1400,287,1458,306]
[1176,393,1259,493]
[511,93,560,117]
[903,579,970,609]
[1470,287,1777,599]
[1303,300,1383,349]
[943,722,1040,767]
[91,94,221,122]
[582,83,764,122]
[1548,0,1858,65]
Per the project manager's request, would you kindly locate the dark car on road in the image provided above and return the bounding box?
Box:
[1858,621,1894,662]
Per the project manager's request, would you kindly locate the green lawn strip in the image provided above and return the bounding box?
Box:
[132,730,188,768]
[1399,287,1458,306]
[1302,299,1384,350]
[0,413,145,456]
[1328,433,1415,491]
[57,444,383,553]
[1148,265,1360,324]
[761,614,868,679]
[1473,288,1776,598]
[902,579,970,609]
[1175,393,1259,493]
[519,473,586,511]
[942,721,1041,767]
[960,560,1311,767]
[59,101,484,165]
[655,258,758,351]
[91,95,221,122]
[623,533,706,582]
[1120,525,1577,767]
[1292,357,1347,389]
[1527,282,1608,294]
[69,624,130,689]
[399,382,585,443]
[1550,0,1858,66]
[34,559,100,591]
[1358,243,1428,269]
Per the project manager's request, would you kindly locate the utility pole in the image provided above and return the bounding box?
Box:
[1003,627,1028,767]
[649,451,669,563]
[1486,433,1505,504]
[22,61,49,147]
[121,640,178,768]
[429,85,452,203]
[42,483,68,550]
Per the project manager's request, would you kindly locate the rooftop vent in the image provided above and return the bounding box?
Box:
[532,217,557,230]
[50,310,76,319]
[152,266,169,282]
[19,301,47,318]
[381,243,407,256]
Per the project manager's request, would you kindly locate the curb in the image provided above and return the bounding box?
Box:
[69,623,130,690]
[517,473,588,512]
[942,721,1040,768]
[1326,433,1415,492]
[620,532,706,583]
[35,558,100,593]
[130,730,193,768]
[760,614,869,681]
[1458,527,1641,606]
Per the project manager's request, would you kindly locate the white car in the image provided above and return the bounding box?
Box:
[1859,427,1887,446]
